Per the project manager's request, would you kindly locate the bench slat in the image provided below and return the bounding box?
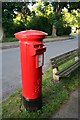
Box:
[51,50,78,62]
[50,49,78,61]
[50,49,78,67]
[57,59,80,76]
[50,48,79,81]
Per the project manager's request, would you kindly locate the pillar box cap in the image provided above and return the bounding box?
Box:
[14,30,48,42]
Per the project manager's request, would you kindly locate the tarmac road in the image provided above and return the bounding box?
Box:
[1,36,78,101]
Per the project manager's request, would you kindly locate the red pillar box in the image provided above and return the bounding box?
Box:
[14,30,47,111]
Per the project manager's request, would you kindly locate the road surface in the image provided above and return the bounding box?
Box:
[1,36,78,101]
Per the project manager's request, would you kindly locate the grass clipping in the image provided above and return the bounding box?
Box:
[2,67,80,119]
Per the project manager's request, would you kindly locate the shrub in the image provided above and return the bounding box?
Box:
[4,22,25,37]
[54,20,71,36]
[13,22,25,34]
[56,25,65,36]
[3,22,14,37]
[64,26,71,35]
[26,16,52,35]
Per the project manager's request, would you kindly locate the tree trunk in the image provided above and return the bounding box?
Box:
[0,26,3,40]
[52,25,57,37]
[56,2,62,16]
[0,26,5,41]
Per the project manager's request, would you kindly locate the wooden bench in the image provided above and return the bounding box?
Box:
[50,48,80,82]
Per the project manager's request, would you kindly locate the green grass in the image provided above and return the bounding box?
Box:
[59,58,75,70]
[1,66,80,119]
[47,36,53,38]
[0,37,18,43]
[0,35,72,43]
[47,35,69,39]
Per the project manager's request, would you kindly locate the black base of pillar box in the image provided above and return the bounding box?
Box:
[22,96,42,111]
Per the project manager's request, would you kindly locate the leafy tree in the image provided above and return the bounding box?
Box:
[2,2,30,37]
[51,1,80,14]
[2,1,80,38]
[51,2,68,15]
[68,2,80,12]
[62,8,80,28]
[32,1,53,17]
[49,1,80,35]
[26,16,52,35]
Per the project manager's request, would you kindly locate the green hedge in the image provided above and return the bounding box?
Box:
[54,20,71,36]
[56,25,71,36]
[3,15,71,37]
[26,16,52,35]
[4,22,25,37]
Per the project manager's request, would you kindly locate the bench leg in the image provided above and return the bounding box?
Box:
[52,68,60,82]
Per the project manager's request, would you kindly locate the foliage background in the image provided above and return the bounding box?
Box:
[2,1,80,38]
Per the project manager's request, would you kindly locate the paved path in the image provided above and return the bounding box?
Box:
[51,88,79,118]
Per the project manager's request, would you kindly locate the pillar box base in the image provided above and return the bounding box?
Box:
[22,96,42,112]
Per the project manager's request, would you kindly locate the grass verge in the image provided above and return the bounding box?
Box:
[0,35,72,43]
[1,66,80,119]
[0,37,18,43]
[59,58,75,70]
[47,35,69,38]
